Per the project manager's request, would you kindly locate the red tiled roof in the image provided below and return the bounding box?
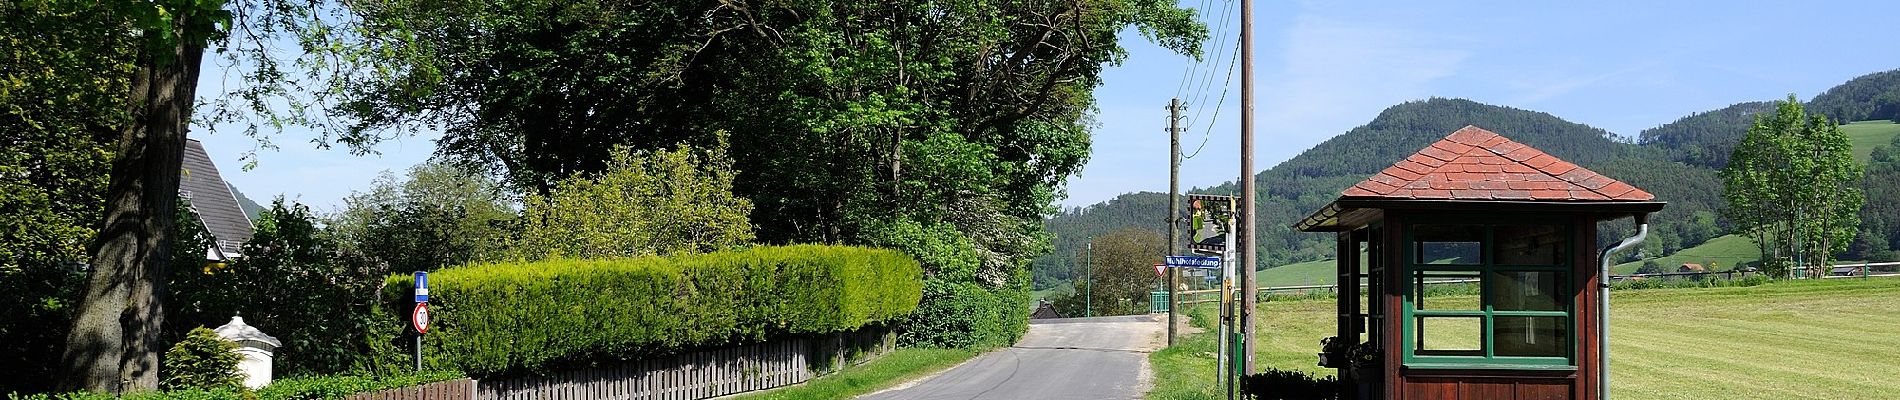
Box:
[1341,125,1655,201]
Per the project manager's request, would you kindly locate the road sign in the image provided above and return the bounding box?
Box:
[413,271,429,303]
[1154,263,1166,278]
[1166,255,1222,269]
[412,302,430,334]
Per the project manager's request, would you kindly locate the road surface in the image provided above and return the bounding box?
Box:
[859,315,1165,400]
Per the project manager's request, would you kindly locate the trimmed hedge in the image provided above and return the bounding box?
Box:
[381,245,924,377]
[4,371,463,400]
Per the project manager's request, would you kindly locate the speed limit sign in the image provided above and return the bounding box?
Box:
[412,302,431,334]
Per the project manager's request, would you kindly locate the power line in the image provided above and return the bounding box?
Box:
[1182,40,1239,161]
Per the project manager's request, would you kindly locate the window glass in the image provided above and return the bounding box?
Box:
[1495,225,1564,265]
[1490,271,1566,312]
[1415,316,1483,356]
[1414,270,1480,310]
[1495,316,1568,357]
[1413,224,1483,264]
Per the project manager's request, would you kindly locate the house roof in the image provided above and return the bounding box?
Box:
[1296,125,1664,232]
[1341,125,1654,201]
[1679,263,1706,272]
[181,139,254,259]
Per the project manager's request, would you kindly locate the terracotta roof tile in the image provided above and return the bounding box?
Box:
[1336,125,1657,203]
[1407,154,1448,168]
[1418,146,1460,161]
[1383,166,1424,181]
[1544,160,1578,175]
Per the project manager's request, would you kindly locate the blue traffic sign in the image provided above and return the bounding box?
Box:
[414,271,430,303]
[1165,256,1222,269]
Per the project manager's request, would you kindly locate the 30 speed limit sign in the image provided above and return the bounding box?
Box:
[412,302,431,334]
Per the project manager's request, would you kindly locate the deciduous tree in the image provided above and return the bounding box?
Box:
[1721,95,1865,277]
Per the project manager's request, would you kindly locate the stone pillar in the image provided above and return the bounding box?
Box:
[213,316,282,389]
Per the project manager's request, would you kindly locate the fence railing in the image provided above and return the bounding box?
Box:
[1151,261,1900,312]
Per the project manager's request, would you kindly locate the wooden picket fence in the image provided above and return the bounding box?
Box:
[476,328,894,400]
[346,378,477,400]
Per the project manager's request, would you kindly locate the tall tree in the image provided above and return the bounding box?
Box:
[321,0,1205,346]
[1721,95,1865,278]
[57,0,230,391]
[1050,228,1166,317]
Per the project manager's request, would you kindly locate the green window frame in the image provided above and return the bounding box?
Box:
[1401,219,1575,369]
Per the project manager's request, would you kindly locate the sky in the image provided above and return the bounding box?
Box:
[194,1,1900,213]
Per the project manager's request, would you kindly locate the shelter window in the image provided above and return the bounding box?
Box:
[1404,222,1573,367]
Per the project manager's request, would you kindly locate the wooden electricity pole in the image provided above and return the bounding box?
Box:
[1238,0,1259,374]
[1167,98,1183,346]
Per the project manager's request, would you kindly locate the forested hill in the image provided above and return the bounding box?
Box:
[1036,98,1727,286]
[1809,69,1900,123]
[1037,68,1900,287]
[1637,101,1777,169]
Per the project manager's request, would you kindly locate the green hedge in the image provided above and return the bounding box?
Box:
[381,245,923,377]
[5,371,463,400]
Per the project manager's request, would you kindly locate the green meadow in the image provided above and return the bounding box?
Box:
[1150,278,1900,399]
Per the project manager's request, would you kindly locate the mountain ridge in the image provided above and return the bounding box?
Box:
[1035,68,1900,287]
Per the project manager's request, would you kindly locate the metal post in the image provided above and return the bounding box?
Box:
[1087,239,1093,318]
[415,335,422,371]
[1168,97,1182,346]
[1221,210,1238,400]
[1238,0,1259,375]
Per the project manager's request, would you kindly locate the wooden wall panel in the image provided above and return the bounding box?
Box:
[1515,381,1571,400]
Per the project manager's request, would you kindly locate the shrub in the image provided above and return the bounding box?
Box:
[169,200,386,376]
[253,370,463,400]
[381,245,922,377]
[512,137,753,260]
[1240,368,1340,400]
[161,327,244,391]
[901,278,1026,348]
[7,371,462,400]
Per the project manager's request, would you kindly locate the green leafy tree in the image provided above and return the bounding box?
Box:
[159,327,242,391]
[169,199,390,377]
[331,162,515,272]
[1721,95,1865,278]
[0,2,127,392]
[513,137,754,260]
[311,0,1205,348]
[1049,228,1166,317]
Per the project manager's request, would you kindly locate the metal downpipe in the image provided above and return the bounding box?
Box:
[1598,215,1648,400]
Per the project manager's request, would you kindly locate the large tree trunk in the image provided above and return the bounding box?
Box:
[58,25,206,393]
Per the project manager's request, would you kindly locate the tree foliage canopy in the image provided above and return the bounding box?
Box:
[1721,95,1865,277]
[513,137,754,260]
[318,0,1206,346]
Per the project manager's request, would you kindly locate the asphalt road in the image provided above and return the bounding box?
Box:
[859,315,1165,400]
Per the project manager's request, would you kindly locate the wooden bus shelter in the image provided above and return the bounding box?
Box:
[1296,126,1664,400]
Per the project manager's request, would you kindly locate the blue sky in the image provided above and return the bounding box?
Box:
[195,1,1900,213]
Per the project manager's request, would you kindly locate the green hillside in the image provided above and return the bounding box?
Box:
[1261,259,1336,287]
[1613,234,1760,274]
[1843,120,1900,162]
[1047,68,1900,284]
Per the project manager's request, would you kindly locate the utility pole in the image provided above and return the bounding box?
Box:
[1238,0,1259,374]
[1167,98,1183,346]
[1086,239,1093,318]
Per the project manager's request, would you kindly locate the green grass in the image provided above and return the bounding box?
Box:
[1842,120,1900,162]
[1613,234,1761,274]
[1261,259,1338,287]
[1216,278,1900,400]
[728,347,979,400]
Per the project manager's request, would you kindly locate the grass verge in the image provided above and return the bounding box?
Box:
[727,347,978,400]
[1232,277,1900,399]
